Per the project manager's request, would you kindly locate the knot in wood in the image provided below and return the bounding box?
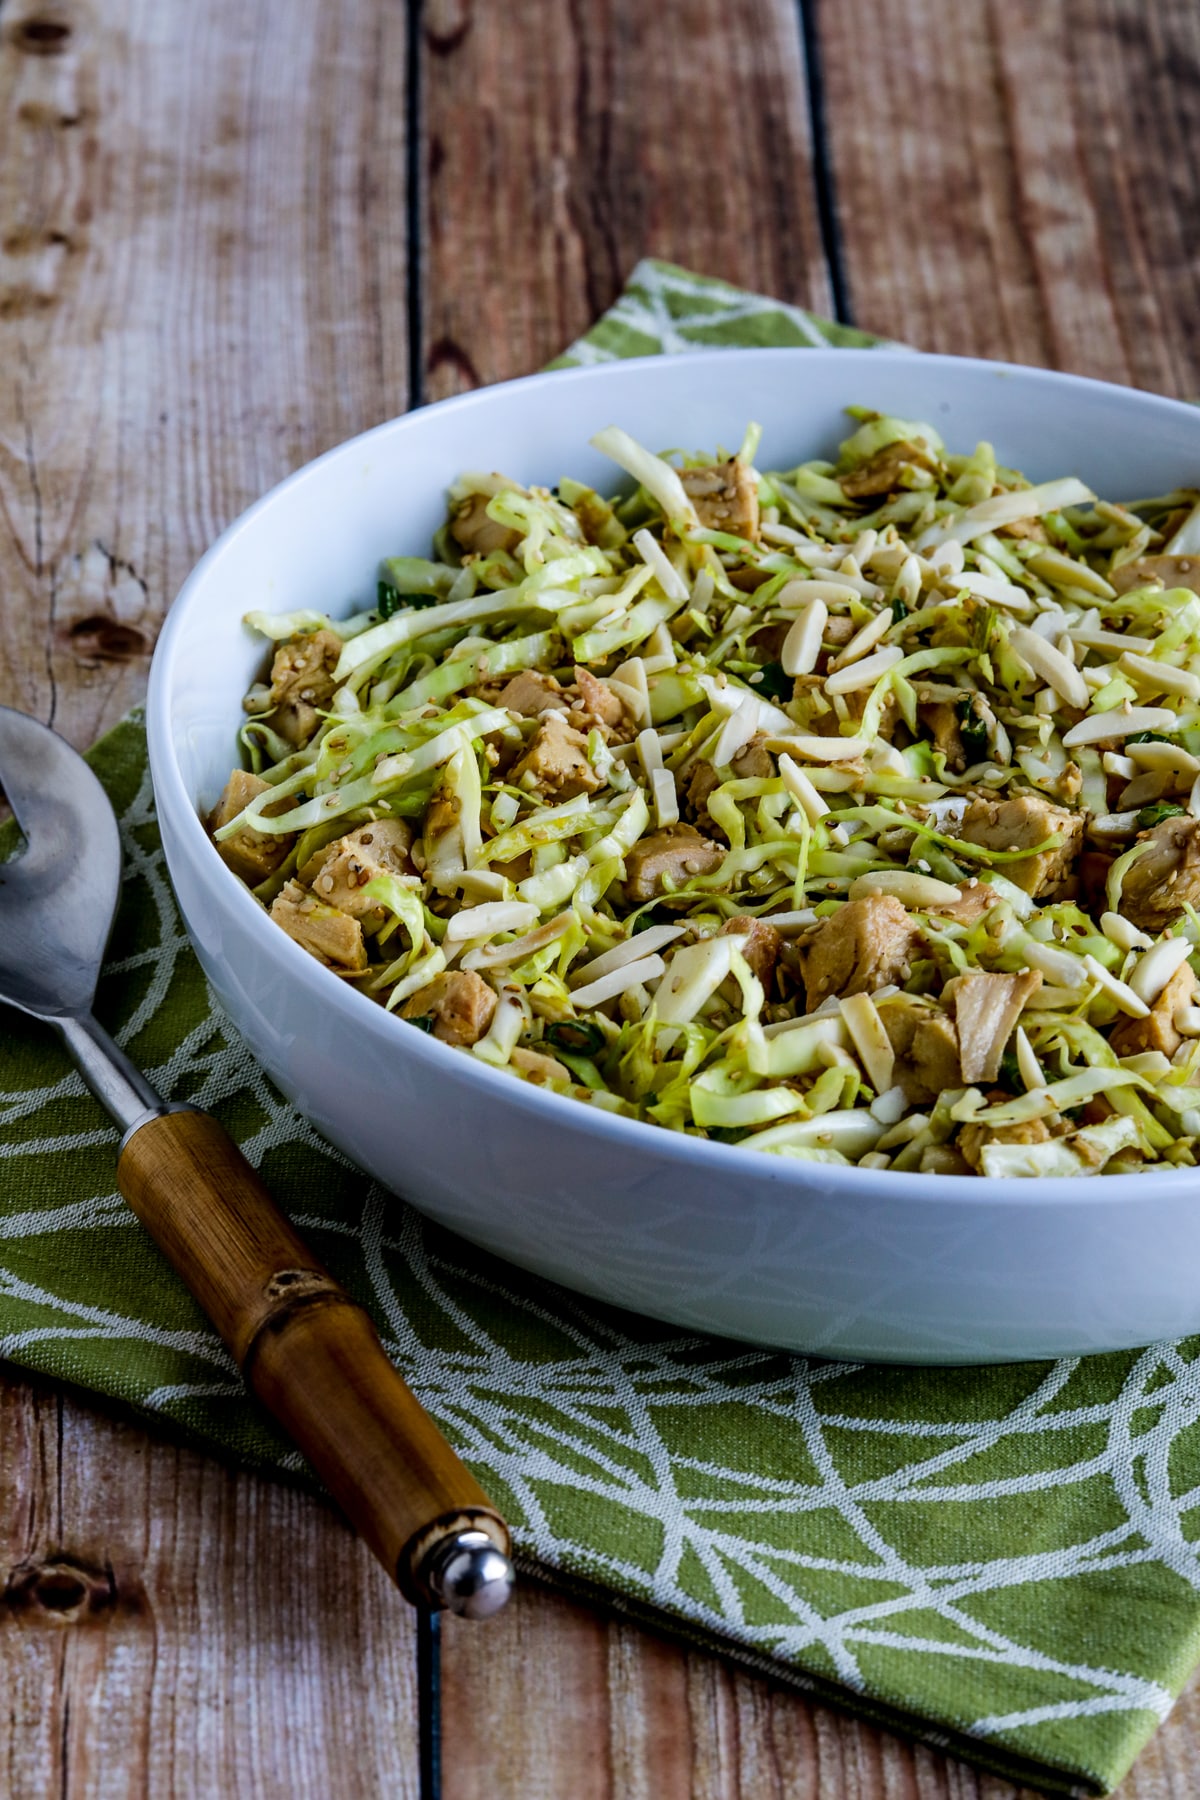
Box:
[66,616,150,665]
[3,1555,116,1626]
[8,17,72,55]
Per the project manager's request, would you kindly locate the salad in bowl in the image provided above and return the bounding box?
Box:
[208,410,1200,1181]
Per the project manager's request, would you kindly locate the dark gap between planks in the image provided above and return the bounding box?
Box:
[417,1606,442,1800]
[797,0,855,323]
[406,0,426,410]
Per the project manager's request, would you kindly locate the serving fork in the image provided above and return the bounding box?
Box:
[0,705,513,1619]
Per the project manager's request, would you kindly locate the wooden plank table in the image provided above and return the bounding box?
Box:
[1,0,1198,1792]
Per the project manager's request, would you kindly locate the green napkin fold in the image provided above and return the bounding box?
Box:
[4,258,1199,1797]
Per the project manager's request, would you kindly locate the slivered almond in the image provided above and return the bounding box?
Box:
[636,728,663,777]
[1120,652,1200,702]
[569,953,667,1009]
[1014,1026,1045,1090]
[1126,741,1200,775]
[1008,625,1090,710]
[444,900,539,943]
[830,609,891,670]
[1100,911,1152,954]
[839,992,894,1094]
[1082,954,1150,1018]
[651,767,679,828]
[1062,706,1176,748]
[1129,936,1194,1005]
[570,925,684,988]
[778,753,829,823]
[848,871,960,907]
[775,578,861,608]
[1070,627,1155,655]
[632,527,689,602]
[825,645,903,695]
[463,913,575,970]
[780,599,827,676]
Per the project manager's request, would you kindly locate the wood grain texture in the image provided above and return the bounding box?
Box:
[419,0,833,398]
[0,1375,421,1799]
[0,0,420,1792]
[817,0,1200,397]
[0,0,409,748]
[442,1578,1200,1800]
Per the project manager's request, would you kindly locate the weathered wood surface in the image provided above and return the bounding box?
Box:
[443,1583,1200,1800]
[818,0,1200,396]
[0,0,409,750]
[1,1376,421,1799]
[419,0,831,399]
[3,0,1200,1795]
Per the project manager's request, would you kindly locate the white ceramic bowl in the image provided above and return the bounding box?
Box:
[148,348,1200,1364]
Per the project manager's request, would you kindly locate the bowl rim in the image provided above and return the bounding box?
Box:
[147,344,1200,1207]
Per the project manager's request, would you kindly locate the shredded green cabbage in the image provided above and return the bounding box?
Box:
[209,415,1200,1178]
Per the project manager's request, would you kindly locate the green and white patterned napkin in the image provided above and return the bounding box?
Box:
[4,260,1200,1798]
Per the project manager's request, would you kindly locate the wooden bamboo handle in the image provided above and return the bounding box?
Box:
[117,1109,510,1604]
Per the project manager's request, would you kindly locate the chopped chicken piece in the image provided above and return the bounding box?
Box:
[1111,554,1200,597]
[496,670,564,717]
[878,994,961,1103]
[570,665,629,733]
[299,817,413,887]
[1080,849,1114,916]
[624,824,725,904]
[959,1115,1052,1174]
[731,734,774,780]
[823,615,858,646]
[798,896,921,1009]
[748,622,788,663]
[837,440,938,499]
[209,769,294,884]
[1110,958,1198,1059]
[728,565,773,592]
[959,793,1083,898]
[685,760,720,827]
[491,851,533,884]
[919,701,966,772]
[268,628,341,747]
[401,970,497,1046]
[720,915,781,989]
[680,458,760,542]
[1119,815,1200,932]
[943,970,1042,1083]
[508,1045,573,1084]
[302,819,416,928]
[270,880,367,972]
[510,712,602,801]
[449,492,521,557]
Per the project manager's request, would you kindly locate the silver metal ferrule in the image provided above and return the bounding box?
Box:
[423,1529,514,1620]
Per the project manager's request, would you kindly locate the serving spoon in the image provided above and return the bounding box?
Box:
[0,706,513,1619]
